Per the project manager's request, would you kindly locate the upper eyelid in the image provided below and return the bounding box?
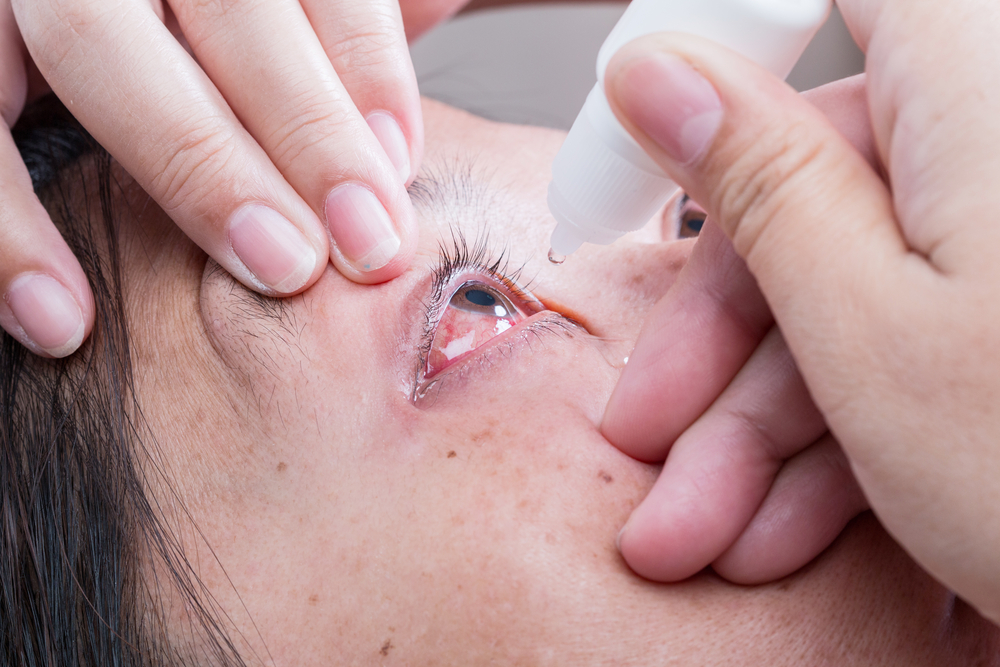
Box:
[423,234,532,325]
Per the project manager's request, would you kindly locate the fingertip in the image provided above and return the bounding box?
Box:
[3,273,90,358]
[711,437,869,584]
[366,111,412,185]
[608,48,723,167]
[616,486,704,583]
[333,221,416,285]
[325,182,417,284]
[228,204,324,295]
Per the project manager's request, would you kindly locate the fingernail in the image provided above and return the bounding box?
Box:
[613,53,723,165]
[325,183,401,272]
[6,274,85,357]
[367,111,411,183]
[229,205,317,293]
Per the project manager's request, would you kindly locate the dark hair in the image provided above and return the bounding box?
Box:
[2,97,246,666]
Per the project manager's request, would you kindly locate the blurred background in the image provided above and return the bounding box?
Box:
[410,2,865,129]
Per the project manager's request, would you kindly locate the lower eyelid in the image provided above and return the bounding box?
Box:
[412,312,578,404]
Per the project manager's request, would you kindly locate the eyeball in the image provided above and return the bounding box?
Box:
[425,281,528,378]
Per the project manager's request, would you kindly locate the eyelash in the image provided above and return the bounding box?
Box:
[413,232,574,398]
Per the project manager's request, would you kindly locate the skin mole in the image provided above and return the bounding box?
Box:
[599,471,614,484]
[380,639,393,656]
[277,462,287,472]
[447,450,457,458]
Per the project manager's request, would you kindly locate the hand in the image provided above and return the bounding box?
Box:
[604,0,1000,622]
[3,0,449,358]
[603,76,876,585]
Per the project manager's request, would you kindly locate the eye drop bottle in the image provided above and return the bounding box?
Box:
[547,0,833,258]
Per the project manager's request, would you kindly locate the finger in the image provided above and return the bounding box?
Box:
[302,0,422,183]
[603,74,878,460]
[606,24,1000,622]
[713,434,868,584]
[170,0,417,281]
[602,218,772,461]
[605,32,910,437]
[0,126,93,357]
[18,0,329,296]
[838,0,1000,274]
[1,4,92,357]
[617,327,825,582]
[800,74,880,177]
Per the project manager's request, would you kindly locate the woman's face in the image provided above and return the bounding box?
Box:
[117,99,984,665]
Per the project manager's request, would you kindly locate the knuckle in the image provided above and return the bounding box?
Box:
[263,93,358,172]
[711,118,830,263]
[322,10,404,71]
[146,118,241,217]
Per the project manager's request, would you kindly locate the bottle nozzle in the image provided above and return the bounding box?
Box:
[546,85,676,260]
[548,220,586,258]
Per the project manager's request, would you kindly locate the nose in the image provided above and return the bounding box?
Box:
[535,234,696,345]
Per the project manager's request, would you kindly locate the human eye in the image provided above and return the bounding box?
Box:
[413,234,575,403]
[670,193,707,239]
[425,280,538,377]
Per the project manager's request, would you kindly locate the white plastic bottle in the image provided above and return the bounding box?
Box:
[547,0,833,258]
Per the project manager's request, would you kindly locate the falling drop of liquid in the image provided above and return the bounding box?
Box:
[548,248,566,265]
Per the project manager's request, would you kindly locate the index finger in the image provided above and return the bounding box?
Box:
[17,0,330,296]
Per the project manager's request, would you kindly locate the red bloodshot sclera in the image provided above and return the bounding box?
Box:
[425,282,527,378]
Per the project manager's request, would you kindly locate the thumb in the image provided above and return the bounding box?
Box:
[604,33,912,437]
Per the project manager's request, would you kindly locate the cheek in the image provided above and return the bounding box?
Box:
[333,398,659,657]
[377,369,658,564]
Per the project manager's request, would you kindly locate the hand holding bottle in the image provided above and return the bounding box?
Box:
[603,0,1000,624]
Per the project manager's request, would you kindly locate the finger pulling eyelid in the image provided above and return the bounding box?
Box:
[533,294,594,335]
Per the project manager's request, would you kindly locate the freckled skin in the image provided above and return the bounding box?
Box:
[114,99,1000,665]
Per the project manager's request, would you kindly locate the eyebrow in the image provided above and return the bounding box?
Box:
[204,260,297,327]
[406,156,515,223]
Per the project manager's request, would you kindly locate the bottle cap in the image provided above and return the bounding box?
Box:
[547,0,834,258]
[547,84,678,256]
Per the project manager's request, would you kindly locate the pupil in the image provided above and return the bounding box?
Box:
[686,216,705,233]
[465,289,496,307]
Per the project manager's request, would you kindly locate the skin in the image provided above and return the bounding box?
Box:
[1,0,477,359]
[76,97,999,665]
[602,0,1000,626]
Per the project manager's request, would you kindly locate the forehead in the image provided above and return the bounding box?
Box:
[414,99,567,256]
